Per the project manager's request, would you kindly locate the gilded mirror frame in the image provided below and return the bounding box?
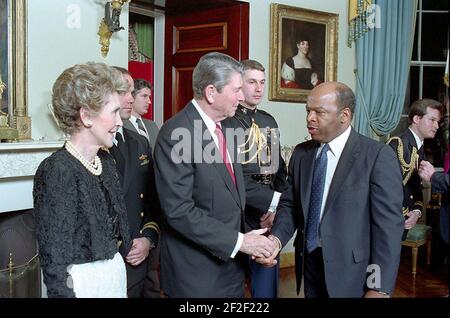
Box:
[0,0,30,141]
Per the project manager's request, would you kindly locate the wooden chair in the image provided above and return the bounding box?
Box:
[401,223,432,277]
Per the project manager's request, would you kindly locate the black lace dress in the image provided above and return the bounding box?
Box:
[285,57,314,89]
[33,148,132,297]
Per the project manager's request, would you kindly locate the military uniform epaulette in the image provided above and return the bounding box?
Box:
[386,136,419,186]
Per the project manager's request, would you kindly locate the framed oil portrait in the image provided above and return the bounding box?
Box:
[268,3,338,103]
[0,0,29,141]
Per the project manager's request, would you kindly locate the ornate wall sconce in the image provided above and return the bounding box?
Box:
[98,0,130,57]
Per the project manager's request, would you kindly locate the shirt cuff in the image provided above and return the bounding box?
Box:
[411,209,422,218]
[230,232,244,259]
[268,191,282,213]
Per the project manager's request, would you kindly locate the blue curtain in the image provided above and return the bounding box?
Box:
[353,0,417,138]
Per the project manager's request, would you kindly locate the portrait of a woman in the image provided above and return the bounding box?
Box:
[279,19,326,91]
[281,35,320,89]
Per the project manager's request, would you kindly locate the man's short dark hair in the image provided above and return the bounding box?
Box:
[133,78,152,97]
[408,99,443,124]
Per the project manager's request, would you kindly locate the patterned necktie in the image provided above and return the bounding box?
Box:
[215,123,236,185]
[306,143,330,253]
[136,118,149,138]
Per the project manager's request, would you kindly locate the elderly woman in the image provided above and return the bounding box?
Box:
[33,62,132,298]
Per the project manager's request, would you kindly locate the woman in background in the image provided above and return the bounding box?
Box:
[33,62,132,297]
[281,36,319,89]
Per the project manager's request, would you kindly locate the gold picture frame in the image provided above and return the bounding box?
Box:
[268,3,338,103]
[0,0,30,141]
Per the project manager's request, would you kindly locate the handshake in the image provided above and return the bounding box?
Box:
[239,228,281,267]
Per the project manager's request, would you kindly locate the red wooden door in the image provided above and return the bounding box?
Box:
[164,3,249,120]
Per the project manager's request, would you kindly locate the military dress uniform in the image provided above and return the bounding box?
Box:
[110,127,161,298]
[227,104,287,298]
[388,128,425,240]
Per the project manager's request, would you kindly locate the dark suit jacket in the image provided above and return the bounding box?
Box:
[154,102,247,298]
[124,118,159,151]
[431,171,449,243]
[272,129,405,297]
[110,128,160,290]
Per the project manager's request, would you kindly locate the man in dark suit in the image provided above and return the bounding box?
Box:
[226,59,287,298]
[153,52,277,298]
[111,67,161,298]
[258,82,404,298]
[122,77,161,297]
[123,78,160,150]
[388,99,443,238]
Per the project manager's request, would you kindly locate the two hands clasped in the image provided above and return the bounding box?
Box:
[125,237,153,266]
[240,227,281,267]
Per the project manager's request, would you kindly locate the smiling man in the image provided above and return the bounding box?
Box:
[388,99,443,238]
[153,52,278,297]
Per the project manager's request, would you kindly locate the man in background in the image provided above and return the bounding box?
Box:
[388,99,443,238]
[124,78,159,150]
[112,67,161,298]
[226,59,287,298]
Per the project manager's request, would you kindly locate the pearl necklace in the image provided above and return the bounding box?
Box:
[65,140,103,176]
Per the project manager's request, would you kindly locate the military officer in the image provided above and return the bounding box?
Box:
[226,59,287,298]
[112,67,161,298]
[388,98,443,239]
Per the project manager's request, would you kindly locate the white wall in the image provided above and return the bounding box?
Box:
[28,0,129,141]
[243,0,356,148]
[0,1,129,214]
[26,0,355,149]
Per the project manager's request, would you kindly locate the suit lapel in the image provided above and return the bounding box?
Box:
[110,145,125,186]
[322,129,360,219]
[405,129,425,160]
[121,130,138,194]
[300,144,318,222]
[186,104,242,208]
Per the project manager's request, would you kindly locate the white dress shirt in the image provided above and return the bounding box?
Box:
[409,127,423,150]
[130,115,150,139]
[318,125,352,220]
[113,127,125,146]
